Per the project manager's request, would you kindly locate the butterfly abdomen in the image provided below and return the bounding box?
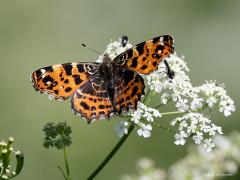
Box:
[98,57,118,108]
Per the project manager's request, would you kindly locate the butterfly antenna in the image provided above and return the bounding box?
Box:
[81,43,102,55]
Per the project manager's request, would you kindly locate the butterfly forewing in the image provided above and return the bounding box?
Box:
[31,62,99,100]
[114,35,174,74]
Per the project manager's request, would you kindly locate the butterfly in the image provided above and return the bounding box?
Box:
[31,35,174,123]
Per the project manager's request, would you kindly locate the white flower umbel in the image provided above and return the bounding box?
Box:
[171,113,223,151]
[123,132,240,180]
[121,158,166,180]
[169,131,240,180]
[102,37,235,151]
[130,102,161,138]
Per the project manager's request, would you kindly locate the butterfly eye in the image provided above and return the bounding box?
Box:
[121,35,128,47]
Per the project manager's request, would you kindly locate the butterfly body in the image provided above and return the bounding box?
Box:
[98,54,122,110]
[31,35,174,123]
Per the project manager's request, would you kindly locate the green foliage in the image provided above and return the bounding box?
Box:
[43,121,72,149]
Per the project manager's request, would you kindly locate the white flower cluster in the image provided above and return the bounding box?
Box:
[121,132,240,180]
[148,54,235,116]
[115,102,161,138]
[171,113,223,152]
[121,158,166,180]
[132,102,161,138]
[100,37,235,151]
[169,132,240,180]
[194,81,235,116]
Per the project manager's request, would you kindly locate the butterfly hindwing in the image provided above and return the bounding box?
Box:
[31,62,99,100]
[114,35,174,74]
[114,69,145,112]
[71,76,113,123]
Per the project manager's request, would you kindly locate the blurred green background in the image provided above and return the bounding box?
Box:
[0,0,239,179]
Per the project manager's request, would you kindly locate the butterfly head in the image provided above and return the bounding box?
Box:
[99,54,114,80]
[102,54,112,63]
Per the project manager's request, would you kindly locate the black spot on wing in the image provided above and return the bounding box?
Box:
[65,87,72,92]
[74,75,82,85]
[80,101,90,110]
[43,75,54,84]
[163,35,171,42]
[152,54,160,59]
[77,64,85,73]
[99,105,105,109]
[131,86,138,97]
[152,37,159,44]
[155,45,164,53]
[63,64,72,76]
[48,81,58,90]
[45,66,53,72]
[35,70,42,78]
[140,65,148,70]
[123,70,134,85]
[126,50,133,59]
[99,111,105,115]
[64,79,69,84]
[76,92,82,99]
[136,42,145,55]
[119,98,124,104]
[152,61,157,67]
[131,57,138,68]
[91,106,96,111]
[54,90,59,95]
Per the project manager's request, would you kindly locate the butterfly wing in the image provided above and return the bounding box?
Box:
[31,62,99,100]
[113,35,174,74]
[71,76,114,123]
[114,69,145,112]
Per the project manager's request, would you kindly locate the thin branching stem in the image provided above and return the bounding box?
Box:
[58,147,71,180]
[86,123,135,180]
[63,147,71,180]
[58,166,68,180]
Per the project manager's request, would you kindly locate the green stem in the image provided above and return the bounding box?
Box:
[143,88,150,103]
[144,91,156,105]
[58,166,68,180]
[154,97,172,109]
[63,147,71,180]
[86,123,135,180]
[161,111,186,116]
[141,119,176,133]
[160,104,209,117]
[151,121,176,133]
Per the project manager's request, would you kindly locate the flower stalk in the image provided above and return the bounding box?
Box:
[43,121,72,180]
[87,123,135,180]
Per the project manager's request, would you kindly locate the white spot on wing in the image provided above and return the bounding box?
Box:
[40,69,46,74]
[160,37,164,45]
[52,64,61,70]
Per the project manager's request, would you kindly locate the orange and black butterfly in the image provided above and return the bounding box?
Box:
[31,35,174,123]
